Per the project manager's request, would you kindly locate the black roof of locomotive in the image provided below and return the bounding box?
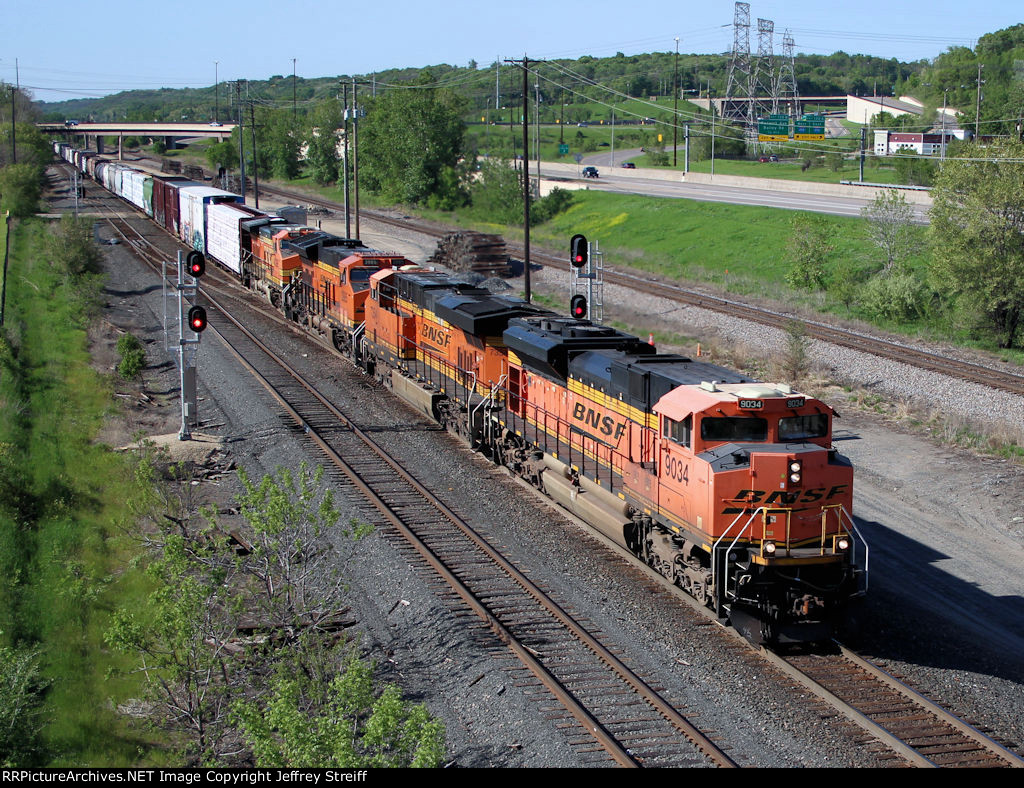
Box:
[570,349,755,412]
[393,269,549,337]
[503,316,655,381]
[284,232,371,263]
[503,315,755,411]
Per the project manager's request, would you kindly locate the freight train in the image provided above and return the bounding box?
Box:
[53,142,868,644]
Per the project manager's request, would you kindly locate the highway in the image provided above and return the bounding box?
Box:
[534,151,932,222]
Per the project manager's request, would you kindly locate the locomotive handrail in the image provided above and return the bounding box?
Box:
[835,504,870,594]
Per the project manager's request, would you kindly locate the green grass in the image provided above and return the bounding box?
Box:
[529,189,873,288]
[0,220,158,766]
[678,156,902,185]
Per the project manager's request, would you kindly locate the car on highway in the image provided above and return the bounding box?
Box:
[622,162,636,169]
[582,166,599,178]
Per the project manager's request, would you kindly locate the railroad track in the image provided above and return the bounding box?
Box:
[56,162,1024,767]
[83,184,737,765]
[763,644,1024,768]
[254,179,1024,398]
[199,288,737,768]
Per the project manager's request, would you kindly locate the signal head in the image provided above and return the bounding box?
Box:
[187,305,208,333]
[186,251,206,278]
[570,294,588,319]
[570,234,588,268]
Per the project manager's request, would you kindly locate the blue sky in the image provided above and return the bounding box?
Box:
[1,0,1019,103]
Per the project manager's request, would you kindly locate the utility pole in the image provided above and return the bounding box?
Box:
[673,37,680,166]
[684,123,689,173]
[352,78,360,239]
[249,102,259,209]
[859,126,866,182]
[292,58,297,120]
[975,62,984,139]
[342,81,351,238]
[505,55,531,302]
[534,81,541,181]
[235,81,246,199]
[523,56,531,301]
[214,61,219,123]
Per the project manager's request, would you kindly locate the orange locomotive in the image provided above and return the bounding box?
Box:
[358,270,867,644]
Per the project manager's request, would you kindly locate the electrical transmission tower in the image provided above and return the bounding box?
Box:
[778,29,799,115]
[753,18,777,116]
[724,2,753,127]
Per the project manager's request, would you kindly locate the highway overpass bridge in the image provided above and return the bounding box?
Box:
[38,122,236,158]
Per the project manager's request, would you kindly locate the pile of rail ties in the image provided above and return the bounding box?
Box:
[429,231,511,277]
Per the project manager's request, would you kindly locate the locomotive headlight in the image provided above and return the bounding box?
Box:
[788,460,802,485]
[763,541,777,555]
[836,537,850,551]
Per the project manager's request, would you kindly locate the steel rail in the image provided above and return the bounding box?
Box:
[200,289,736,768]
[761,645,1024,768]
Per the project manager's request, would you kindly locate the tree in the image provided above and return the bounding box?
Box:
[929,140,1024,348]
[893,150,936,186]
[263,112,302,181]
[861,189,917,274]
[0,163,42,217]
[105,532,239,764]
[233,652,445,768]
[358,75,469,207]
[0,642,49,765]
[46,214,102,277]
[204,140,238,173]
[305,99,342,185]
[233,463,369,643]
[785,214,833,290]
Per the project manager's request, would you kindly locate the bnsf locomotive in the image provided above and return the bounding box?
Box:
[54,142,868,643]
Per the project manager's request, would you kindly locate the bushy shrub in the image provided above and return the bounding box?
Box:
[116,333,146,380]
[860,271,931,321]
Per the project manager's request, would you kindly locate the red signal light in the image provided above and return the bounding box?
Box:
[187,305,208,333]
[570,234,588,268]
[570,294,587,319]
[186,251,205,278]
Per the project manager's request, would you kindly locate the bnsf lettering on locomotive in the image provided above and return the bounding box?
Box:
[422,324,451,348]
[571,402,627,442]
[729,485,848,506]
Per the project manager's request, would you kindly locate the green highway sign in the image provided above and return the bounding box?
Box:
[758,115,790,142]
[794,114,825,140]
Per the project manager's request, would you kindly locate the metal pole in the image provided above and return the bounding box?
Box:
[941,90,947,160]
[177,251,190,441]
[342,82,351,238]
[684,123,689,174]
[860,126,866,182]
[710,106,716,177]
[535,82,541,181]
[292,58,297,120]
[522,56,531,302]
[673,38,679,167]
[610,108,615,167]
[236,82,246,199]
[352,78,360,239]
[249,102,259,209]
[214,61,218,123]
[975,63,983,139]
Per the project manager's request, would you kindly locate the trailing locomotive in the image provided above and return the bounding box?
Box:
[53,142,867,643]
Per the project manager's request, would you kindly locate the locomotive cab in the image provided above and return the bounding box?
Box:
[654,382,864,642]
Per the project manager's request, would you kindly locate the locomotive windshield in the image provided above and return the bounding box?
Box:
[349,266,378,292]
[778,413,829,440]
[700,416,767,442]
